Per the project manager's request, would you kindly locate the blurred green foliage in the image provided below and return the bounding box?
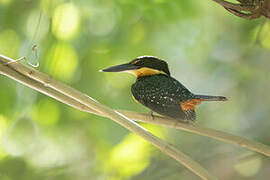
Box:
[0,0,270,179]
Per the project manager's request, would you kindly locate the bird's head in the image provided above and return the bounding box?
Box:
[101,56,170,77]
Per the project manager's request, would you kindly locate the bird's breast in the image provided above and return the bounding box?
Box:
[131,75,172,104]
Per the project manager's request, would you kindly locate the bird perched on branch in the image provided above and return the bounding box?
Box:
[101,56,227,121]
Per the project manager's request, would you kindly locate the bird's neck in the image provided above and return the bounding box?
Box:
[136,73,167,81]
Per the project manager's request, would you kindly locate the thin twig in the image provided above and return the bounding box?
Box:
[0,54,217,180]
[119,110,270,157]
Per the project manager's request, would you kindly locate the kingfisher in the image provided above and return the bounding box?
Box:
[101,56,227,121]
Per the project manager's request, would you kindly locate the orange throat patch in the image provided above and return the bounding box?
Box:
[180,99,202,111]
[127,67,166,77]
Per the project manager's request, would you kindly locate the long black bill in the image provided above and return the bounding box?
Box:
[100,63,139,72]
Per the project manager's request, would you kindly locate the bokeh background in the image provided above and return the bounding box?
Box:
[0,0,270,179]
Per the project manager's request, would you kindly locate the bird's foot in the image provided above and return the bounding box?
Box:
[149,111,155,120]
[177,118,197,125]
[187,120,197,126]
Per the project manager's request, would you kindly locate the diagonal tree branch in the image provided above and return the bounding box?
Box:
[1,55,270,158]
[0,54,217,180]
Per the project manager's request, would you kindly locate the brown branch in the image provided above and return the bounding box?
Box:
[212,0,270,19]
[0,55,217,180]
[212,0,256,11]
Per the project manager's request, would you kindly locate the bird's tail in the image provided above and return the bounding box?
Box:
[193,94,228,101]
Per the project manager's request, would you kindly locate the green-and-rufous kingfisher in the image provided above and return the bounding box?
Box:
[101,56,227,121]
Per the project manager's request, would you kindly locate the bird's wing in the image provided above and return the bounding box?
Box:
[132,75,196,120]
